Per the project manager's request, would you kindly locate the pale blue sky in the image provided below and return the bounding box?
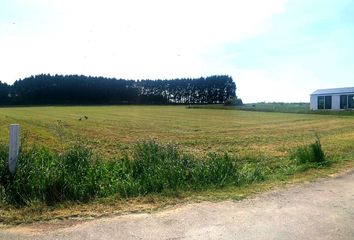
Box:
[0,0,353,102]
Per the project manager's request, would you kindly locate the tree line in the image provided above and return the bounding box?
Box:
[0,74,237,105]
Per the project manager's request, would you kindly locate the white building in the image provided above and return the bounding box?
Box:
[310,87,354,110]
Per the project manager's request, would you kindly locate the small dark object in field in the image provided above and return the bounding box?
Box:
[84,116,88,120]
[252,104,256,107]
[78,118,82,121]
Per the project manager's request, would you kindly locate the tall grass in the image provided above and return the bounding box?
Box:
[0,137,330,206]
[291,136,327,165]
[0,140,267,205]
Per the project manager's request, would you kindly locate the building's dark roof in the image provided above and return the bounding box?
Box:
[311,87,354,95]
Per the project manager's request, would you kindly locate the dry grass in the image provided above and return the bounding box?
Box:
[0,106,353,160]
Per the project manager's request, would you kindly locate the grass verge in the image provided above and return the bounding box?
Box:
[0,138,352,225]
[0,140,269,205]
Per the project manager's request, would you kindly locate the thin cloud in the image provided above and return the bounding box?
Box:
[0,0,286,83]
[1,0,353,102]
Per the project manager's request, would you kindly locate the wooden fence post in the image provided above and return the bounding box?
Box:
[8,124,20,174]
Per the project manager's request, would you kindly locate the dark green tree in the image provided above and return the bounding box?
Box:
[0,74,238,105]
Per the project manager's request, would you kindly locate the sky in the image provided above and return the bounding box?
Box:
[0,0,353,103]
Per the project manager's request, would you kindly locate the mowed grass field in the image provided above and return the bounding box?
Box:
[0,105,353,161]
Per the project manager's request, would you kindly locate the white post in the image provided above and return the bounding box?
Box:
[8,124,20,174]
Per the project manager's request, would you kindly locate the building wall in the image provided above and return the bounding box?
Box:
[332,95,340,110]
[310,95,317,110]
[310,92,354,110]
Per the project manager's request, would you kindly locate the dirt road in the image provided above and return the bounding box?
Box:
[1,171,354,240]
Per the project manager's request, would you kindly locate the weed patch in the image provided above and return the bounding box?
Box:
[291,136,328,166]
[0,136,335,208]
[0,140,270,206]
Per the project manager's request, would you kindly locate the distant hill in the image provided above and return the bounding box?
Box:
[0,74,237,105]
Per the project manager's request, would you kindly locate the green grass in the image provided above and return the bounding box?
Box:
[0,140,272,205]
[291,136,327,165]
[187,102,310,112]
[239,102,310,113]
[0,137,331,206]
[0,105,353,160]
[238,102,354,115]
[190,102,354,115]
[0,105,353,224]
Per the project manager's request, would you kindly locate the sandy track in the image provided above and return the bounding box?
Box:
[1,171,354,240]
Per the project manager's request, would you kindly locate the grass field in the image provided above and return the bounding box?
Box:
[190,102,354,115]
[0,105,354,224]
[0,105,353,160]
[239,102,310,113]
